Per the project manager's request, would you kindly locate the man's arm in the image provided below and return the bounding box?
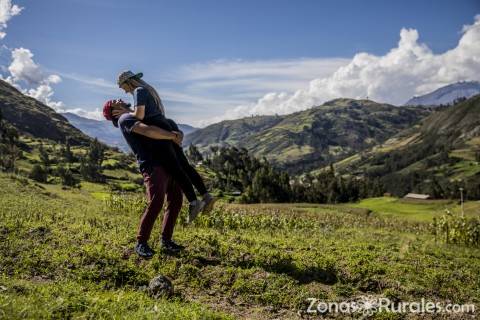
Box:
[131,122,181,143]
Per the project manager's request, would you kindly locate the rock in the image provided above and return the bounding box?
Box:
[147,275,173,299]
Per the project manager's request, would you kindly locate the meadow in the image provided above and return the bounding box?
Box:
[0,172,479,319]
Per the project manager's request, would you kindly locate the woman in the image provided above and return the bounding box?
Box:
[114,70,216,222]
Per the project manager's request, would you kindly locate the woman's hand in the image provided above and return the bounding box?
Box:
[172,131,183,146]
[111,108,129,117]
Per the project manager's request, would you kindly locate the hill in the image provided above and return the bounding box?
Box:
[405,81,480,106]
[0,80,90,145]
[186,99,432,173]
[63,112,198,152]
[332,94,480,197]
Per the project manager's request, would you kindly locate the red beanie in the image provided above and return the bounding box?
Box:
[103,100,115,121]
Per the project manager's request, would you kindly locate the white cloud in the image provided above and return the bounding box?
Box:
[58,72,117,90]
[58,107,103,121]
[27,84,63,108]
[0,0,22,39]
[8,47,45,84]
[203,15,480,126]
[6,47,64,108]
[161,57,349,126]
[175,58,349,83]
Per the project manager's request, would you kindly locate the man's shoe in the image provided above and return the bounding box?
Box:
[161,239,185,253]
[202,193,217,215]
[187,199,205,224]
[135,242,154,259]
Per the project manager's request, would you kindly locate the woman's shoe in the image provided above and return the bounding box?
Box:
[187,199,205,224]
[202,193,217,214]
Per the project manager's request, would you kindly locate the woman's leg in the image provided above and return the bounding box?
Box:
[158,144,198,202]
[173,144,208,195]
[159,117,208,195]
[144,115,206,199]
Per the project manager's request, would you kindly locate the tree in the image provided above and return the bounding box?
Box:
[57,164,79,186]
[61,138,75,162]
[80,138,105,182]
[187,144,203,163]
[29,164,48,183]
[0,122,20,172]
[38,143,50,167]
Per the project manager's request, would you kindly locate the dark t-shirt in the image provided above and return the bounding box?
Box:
[118,113,168,173]
[133,87,163,118]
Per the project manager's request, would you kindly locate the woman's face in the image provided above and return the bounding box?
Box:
[120,81,134,94]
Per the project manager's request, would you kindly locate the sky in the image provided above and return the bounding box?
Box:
[0,0,479,127]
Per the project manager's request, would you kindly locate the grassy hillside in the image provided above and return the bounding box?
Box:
[0,80,90,145]
[186,99,432,173]
[1,173,479,319]
[329,95,480,197]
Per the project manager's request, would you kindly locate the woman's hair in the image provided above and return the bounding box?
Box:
[126,77,165,115]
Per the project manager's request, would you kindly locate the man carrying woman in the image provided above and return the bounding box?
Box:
[102,70,215,258]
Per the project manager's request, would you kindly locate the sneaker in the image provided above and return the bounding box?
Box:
[187,199,205,224]
[202,193,217,215]
[135,242,154,259]
[161,239,185,253]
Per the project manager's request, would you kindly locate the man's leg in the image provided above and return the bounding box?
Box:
[137,166,167,243]
[161,172,183,242]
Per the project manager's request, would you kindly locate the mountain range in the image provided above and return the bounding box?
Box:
[2,74,479,196]
[62,113,198,153]
[404,81,480,106]
[185,98,433,173]
[330,94,480,196]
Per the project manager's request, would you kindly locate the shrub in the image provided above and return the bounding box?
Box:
[56,164,79,187]
[29,164,48,183]
[432,209,480,247]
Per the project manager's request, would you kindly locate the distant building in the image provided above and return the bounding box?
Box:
[404,193,431,200]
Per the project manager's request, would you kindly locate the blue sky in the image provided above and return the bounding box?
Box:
[1,0,479,126]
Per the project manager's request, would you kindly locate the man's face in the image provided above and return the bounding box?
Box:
[111,102,129,119]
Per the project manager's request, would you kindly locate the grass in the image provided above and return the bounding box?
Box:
[348,196,480,222]
[1,174,479,319]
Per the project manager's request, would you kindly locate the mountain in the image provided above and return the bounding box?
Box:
[177,123,198,136]
[62,112,198,152]
[62,113,130,152]
[404,81,480,106]
[332,94,480,196]
[185,98,432,173]
[0,79,90,145]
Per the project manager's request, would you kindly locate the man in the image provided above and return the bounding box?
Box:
[103,99,186,258]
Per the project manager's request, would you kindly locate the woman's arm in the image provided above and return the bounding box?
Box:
[130,105,145,120]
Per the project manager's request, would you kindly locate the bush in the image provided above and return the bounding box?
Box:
[29,164,48,183]
[56,164,79,187]
[432,209,480,247]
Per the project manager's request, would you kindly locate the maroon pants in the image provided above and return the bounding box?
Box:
[137,166,183,243]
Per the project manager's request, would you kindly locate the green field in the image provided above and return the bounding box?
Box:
[347,196,480,222]
[1,173,479,319]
